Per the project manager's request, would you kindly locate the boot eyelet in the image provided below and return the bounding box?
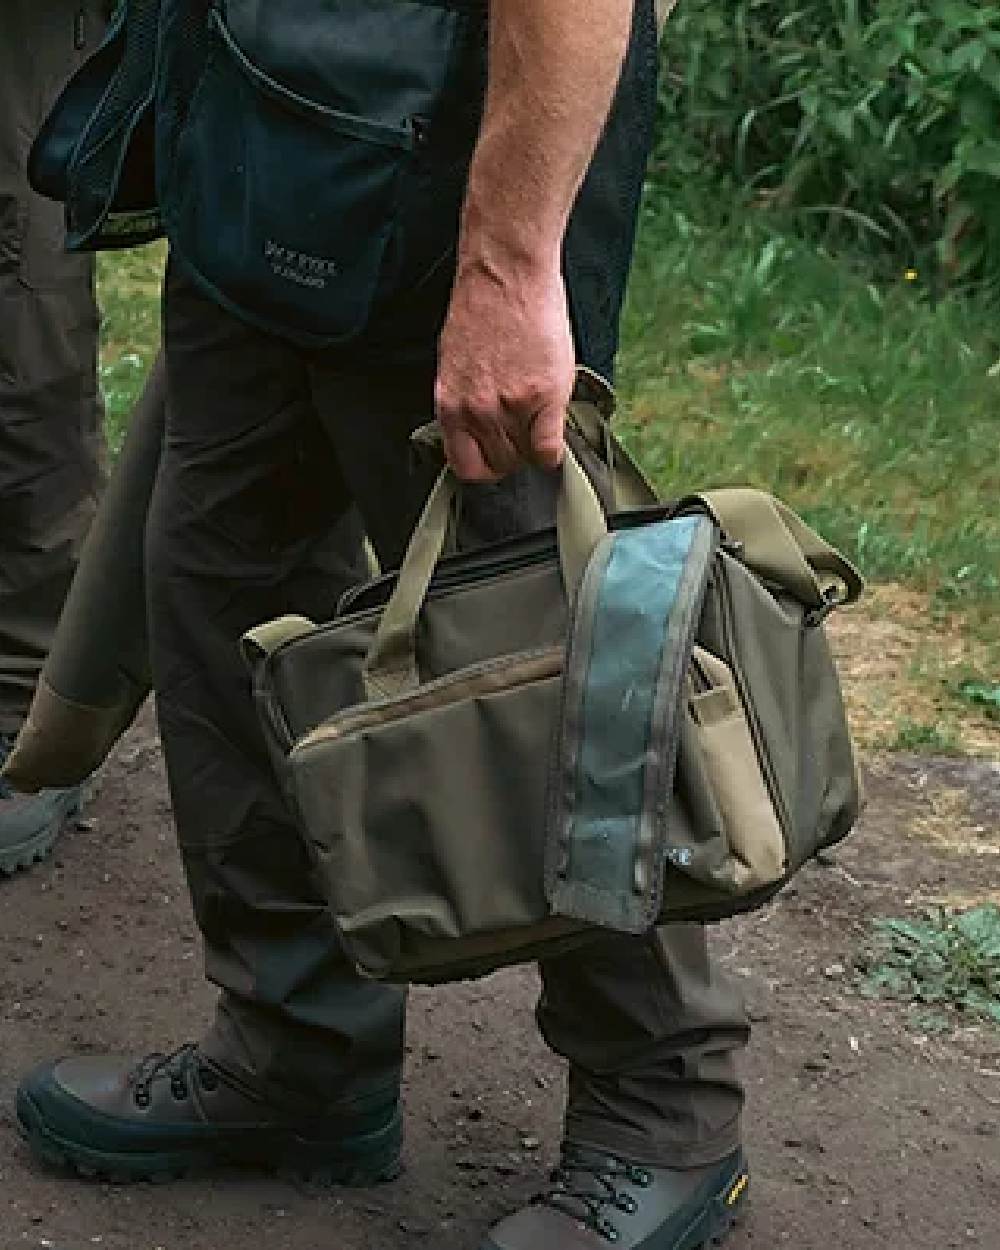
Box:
[170,1077,188,1100]
[198,1068,219,1092]
[134,1088,151,1109]
[598,1219,620,1242]
[616,1194,638,1214]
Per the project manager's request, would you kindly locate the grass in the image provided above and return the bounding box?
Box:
[613,179,1000,741]
[95,178,1000,750]
[888,718,961,754]
[616,183,1000,618]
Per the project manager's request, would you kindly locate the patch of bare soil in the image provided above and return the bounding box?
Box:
[1,710,998,1250]
[830,585,1000,758]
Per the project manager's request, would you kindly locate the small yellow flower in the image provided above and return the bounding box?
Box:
[904,268,919,281]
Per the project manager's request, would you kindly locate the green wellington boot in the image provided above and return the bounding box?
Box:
[17,1044,402,1184]
[482,1146,749,1250]
[0,733,82,874]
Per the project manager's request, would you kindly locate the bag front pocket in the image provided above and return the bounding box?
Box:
[288,648,564,977]
[166,7,418,345]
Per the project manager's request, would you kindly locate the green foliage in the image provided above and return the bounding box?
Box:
[888,718,960,752]
[859,905,1000,1026]
[657,0,1000,280]
[956,679,1000,719]
[96,243,164,452]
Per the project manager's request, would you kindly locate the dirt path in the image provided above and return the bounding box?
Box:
[2,711,998,1250]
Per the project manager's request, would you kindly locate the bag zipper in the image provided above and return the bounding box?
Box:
[713,554,792,846]
[339,505,678,618]
[339,538,556,617]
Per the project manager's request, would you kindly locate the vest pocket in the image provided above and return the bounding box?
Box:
[165,8,416,346]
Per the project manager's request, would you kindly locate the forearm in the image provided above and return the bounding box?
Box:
[458,0,633,277]
[435,0,634,480]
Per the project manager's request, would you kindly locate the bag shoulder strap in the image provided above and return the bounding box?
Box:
[546,512,717,932]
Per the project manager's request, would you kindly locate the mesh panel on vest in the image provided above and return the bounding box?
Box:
[68,0,161,225]
[155,0,211,202]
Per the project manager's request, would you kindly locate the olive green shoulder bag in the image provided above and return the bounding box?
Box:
[243,389,863,984]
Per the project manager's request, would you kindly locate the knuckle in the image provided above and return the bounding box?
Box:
[464,392,500,425]
[504,376,557,415]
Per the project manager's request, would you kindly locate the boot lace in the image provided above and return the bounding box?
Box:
[533,1146,652,1243]
[127,1044,220,1108]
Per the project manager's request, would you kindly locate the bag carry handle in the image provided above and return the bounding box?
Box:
[362,444,608,701]
[691,488,863,612]
[566,367,660,511]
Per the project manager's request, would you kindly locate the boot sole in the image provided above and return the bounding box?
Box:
[0,793,81,876]
[16,1086,403,1186]
[673,1158,750,1250]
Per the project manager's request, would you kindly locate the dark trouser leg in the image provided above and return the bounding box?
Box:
[537,929,749,1168]
[0,0,106,733]
[153,265,404,1110]
[155,261,567,1108]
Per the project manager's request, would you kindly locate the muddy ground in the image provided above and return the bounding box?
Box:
[1,709,999,1250]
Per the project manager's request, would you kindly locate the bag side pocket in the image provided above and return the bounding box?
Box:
[672,645,788,892]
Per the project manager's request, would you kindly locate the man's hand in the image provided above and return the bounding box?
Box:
[435,250,573,483]
[434,0,632,482]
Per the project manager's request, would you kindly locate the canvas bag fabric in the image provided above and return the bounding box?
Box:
[243,389,864,985]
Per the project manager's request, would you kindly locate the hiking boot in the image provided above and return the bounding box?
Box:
[16,1044,402,1184]
[482,1145,749,1250]
[0,733,82,875]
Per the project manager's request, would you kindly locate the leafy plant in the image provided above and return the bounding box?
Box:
[859,906,1000,1025]
[888,718,960,752]
[657,0,1000,282]
[956,679,1000,719]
